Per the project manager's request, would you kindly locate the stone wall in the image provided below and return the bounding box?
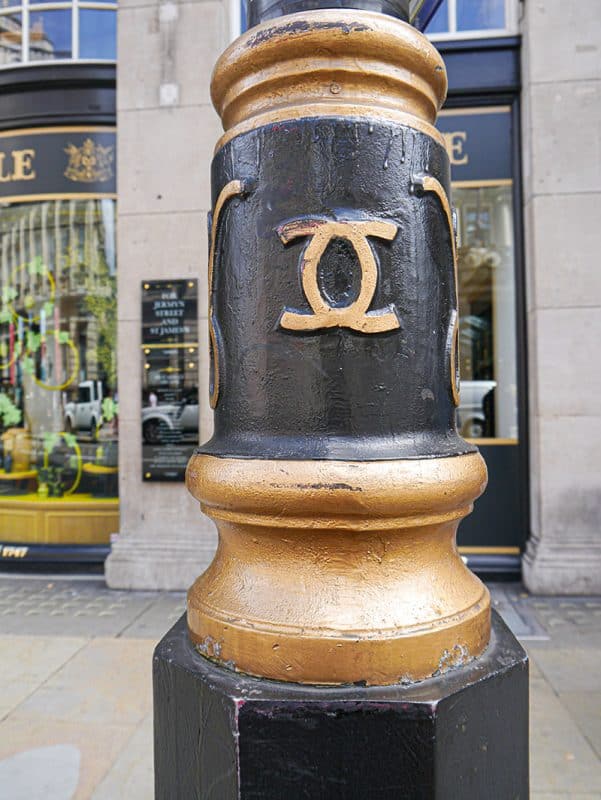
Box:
[106,0,233,589]
[522,0,601,593]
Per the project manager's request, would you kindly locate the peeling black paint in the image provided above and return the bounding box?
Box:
[245,19,371,48]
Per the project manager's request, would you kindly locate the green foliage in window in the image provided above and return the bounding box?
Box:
[0,393,22,428]
[27,256,46,277]
[84,258,117,389]
[102,396,118,422]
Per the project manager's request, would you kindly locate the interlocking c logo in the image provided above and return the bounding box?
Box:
[278,218,400,334]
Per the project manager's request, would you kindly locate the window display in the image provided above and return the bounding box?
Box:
[437,107,518,443]
[0,194,118,544]
[454,184,517,440]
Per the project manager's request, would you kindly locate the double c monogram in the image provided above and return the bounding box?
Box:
[278,217,400,334]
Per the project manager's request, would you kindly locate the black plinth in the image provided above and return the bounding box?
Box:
[154,611,528,799]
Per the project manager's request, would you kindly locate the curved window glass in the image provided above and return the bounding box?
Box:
[437,107,519,443]
[0,198,119,545]
[0,0,116,66]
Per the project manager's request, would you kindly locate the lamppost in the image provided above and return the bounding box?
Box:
[154,0,529,795]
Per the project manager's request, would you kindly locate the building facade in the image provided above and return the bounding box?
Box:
[0,0,599,594]
[0,2,118,560]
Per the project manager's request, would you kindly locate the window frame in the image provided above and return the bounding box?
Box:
[0,0,117,66]
[427,0,520,41]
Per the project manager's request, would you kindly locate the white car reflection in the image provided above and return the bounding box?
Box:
[142,393,198,444]
[457,380,496,439]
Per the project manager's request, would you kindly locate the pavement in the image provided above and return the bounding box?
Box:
[0,575,600,799]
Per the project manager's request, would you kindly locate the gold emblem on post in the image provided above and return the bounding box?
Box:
[64,138,114,183]
[278,218,400,333]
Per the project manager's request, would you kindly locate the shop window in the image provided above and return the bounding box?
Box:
[0,13,23,65]
[0,199,119,534]
[455,184,517,439]
[427,2,449,34]
[456,0,505,31]
[29,9,72,60]
[438,107,519,443]
[80,7,116,60]
[0,0,117,66]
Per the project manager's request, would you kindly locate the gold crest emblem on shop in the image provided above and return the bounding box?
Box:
[64,138,114,183]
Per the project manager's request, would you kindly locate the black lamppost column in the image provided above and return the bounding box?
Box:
[154,1,529,795]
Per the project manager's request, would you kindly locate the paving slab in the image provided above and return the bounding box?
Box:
[529,597,601,642]
[13,638,155,727]
[118,592,185,639]
[0,717,138,800]
[558,691,601,759]
[531,795,601,799]
[530,674,601,794]
[0,579,157,638]
[527,653,544,679]
[91,713,154,800]
[0,635,87,720]
[529,647,601,693]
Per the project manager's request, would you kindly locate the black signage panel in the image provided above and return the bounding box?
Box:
[142,279,198,345]
[437,107,512,182]
[141,280,199,482]
[0,126,116,201]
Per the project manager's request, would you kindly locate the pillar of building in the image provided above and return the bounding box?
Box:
[521,0,601,593]
[105,0,235,589]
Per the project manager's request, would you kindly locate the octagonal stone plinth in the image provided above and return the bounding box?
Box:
[154,611,528,799]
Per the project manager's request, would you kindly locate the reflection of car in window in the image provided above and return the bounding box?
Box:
[64,380,103,440]
[142,393,199,444]
[457,380,496,439]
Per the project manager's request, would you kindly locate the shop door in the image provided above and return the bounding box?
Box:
[438,106,527,570]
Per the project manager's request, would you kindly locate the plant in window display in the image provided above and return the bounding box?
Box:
[84,257,117,392]
[97,396,118,465]
[0,393,22,431]
[0,256,82,489]
[0,257,79,392]
[0,393,22,473]
[39,431,82,498]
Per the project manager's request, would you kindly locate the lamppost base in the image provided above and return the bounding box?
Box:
[154,611,528,799]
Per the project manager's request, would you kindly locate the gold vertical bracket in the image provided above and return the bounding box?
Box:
[414,173,460,406]
[207,179,249,409]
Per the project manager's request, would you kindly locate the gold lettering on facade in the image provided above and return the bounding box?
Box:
[442,131,468,166]
[1,545,28,558]
[11,149,36,181]
[64,138,114,183]
[0,149,37,182]
[414,174,460,406]
[0,153,10,183]
[279,218,399,333]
